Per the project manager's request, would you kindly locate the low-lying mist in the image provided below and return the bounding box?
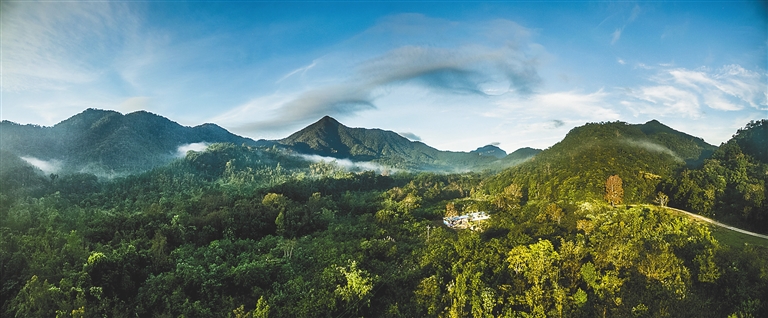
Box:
[297,154,399,174]
[176,142,210,157]
[20,156,62,175]
[621,139,683,162]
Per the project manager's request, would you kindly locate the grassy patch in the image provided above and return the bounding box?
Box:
[710,225,768,249]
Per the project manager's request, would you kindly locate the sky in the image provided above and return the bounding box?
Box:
[1,1,766,153]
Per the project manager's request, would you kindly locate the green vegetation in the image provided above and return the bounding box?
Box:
[1,119,766,317]
[0,109,258,175]
[662,119,768,234]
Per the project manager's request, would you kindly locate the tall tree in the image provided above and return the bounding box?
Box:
[604,175,623,206]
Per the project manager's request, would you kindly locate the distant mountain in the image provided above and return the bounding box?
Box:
[485,120,717,203]
[470,145,507,158]
[0,110,541,176]
[0,109,258,176]
[274,116,537,171]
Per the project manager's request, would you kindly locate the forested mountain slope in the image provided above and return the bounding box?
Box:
[1,111,536,177]
[484,120,716,203]
[0,109,258,175]
[662,119,768,234]
[1,140,766,317]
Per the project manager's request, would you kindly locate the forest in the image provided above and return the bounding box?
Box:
[1,121,767,318]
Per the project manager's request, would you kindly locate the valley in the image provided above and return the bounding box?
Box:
[0,111,766,317]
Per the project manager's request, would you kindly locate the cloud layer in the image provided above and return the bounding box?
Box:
[219,14,544,133]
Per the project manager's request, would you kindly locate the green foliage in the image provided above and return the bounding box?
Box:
[2,120,767,318]
[0,109,259,175]
[663,120,768,233]
[485,121,706,205]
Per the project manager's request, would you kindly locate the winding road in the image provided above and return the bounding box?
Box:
[637,204,768,240]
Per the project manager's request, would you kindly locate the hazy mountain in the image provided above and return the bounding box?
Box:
[0,111,540,176]
[470,145,507,158]
[0,109,258,175]
[274,116,537,171]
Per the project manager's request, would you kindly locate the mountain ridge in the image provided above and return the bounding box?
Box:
[2,110,720,178]
[0,108,258,175]
[274,116,538,171]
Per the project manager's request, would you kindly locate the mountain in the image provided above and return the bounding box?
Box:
[723,119,768,163]
[274,116,537,171]
[633,119,717,166]
[0,109,258,176]
[0,111,539,176]
[470,145,507,158]
[486,120,717,203]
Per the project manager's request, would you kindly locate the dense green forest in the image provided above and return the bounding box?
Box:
[661,120,768,234]
[1,121,767,317]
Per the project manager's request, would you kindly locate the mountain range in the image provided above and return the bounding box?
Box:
[0,109,539,176]
[0,109,257,175]
[268,115,537,171]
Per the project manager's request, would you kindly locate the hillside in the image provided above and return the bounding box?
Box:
[0,109,258,175]
[485,120,716,203]
[662,119,768,233]
[1,111,538,176]
[2,124,766,317]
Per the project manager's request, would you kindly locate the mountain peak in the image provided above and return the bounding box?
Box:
[471,145,507,158]
[316,115,341,126]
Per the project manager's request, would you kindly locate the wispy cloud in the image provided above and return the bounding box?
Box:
[492,89,618,121]
[277,60,318,83]
[608,4,641,45]
[611,28,623,45]
[219,14,544,134]
[20,156,62,175]
[1,2,136,92]
[399,132,422,141]
[622,85,702,118]
[621,64,767,118]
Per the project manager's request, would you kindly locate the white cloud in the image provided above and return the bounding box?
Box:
[20,157,62,174]
[1,2,137,92]
[492,89,619,121]
[277,60,318,83]
[219,14,545,134]
[622,64,767,117]
[298,154,398,173]
[624,85,702,118]
[617,58,626,65]
[176,142,209,157]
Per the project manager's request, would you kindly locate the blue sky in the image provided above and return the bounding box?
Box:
[1,1,766,152]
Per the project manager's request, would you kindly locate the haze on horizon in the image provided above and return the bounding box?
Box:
[1,1,766,153]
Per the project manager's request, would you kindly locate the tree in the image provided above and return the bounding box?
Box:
[654,192,669,207]
[493,183,523,210]
[604,175,623,206]
[446,202,459,217]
